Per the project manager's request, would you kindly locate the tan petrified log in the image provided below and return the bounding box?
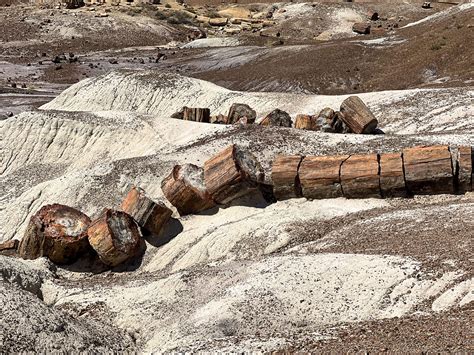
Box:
[183,107,211,123]
[161,164,216,215]
[379,152,407,197]
[457,146,473,192]
[403,145,454,195]
[272,155,304,200]
[0,239,19,252]
[341,154,380,198]
[87,209,141,267]
[299,155,349,199]
[204,144,264,204]
[294,114,316,130]
[18,204,91,264]
[340,96,378,134]
[121,187,172,235]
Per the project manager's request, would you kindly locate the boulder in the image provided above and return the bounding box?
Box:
[227,103,256,124]
[259,109,292,127]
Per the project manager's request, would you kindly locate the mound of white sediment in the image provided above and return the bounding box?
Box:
[403,2,474,28]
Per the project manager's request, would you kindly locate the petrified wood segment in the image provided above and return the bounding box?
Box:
[341,154,380,198]
[294,115,315,130]
[183,107,211,123]
[259,109,292,127]
[161,164,216,215]
[340,96,378,134]
[457,146,473,192]
[87,209,141,267]
[403,145,454,195]
[299,155,349,199]
[379,152,407,197]
[227,103,256,124]
[0,239,19,252]
[204,144,264,204]
[121,187,172,235]
[272,155,303,200]
[18,204,91,264]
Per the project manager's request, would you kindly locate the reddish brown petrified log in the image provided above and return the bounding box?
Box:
[121,187,172,235]
[379,152,407,197]
[0,239,19,252]
[87,209,141,267]
[294,114,316,130]
[403,145,454,195]
[18,204,91,264]
[340,96,378,134]
[299,155,349,199]
[457,146,473,193]
[204,144,264,204]
[161,164,216,215]
[183,107,211,123]
[341,154,381,198]
[272,155,304,200]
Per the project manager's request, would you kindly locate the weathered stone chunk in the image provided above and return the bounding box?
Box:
[299,155,349,199]
[227,103,256,124]
[272,155,303,200]
[204,145,264,204]
[161,164,216,215]
[259,109,292,127]
[379,152,407,197]
[121,187,172,235]
[457,146,472,193]
[340,96,378,134]
[403,145,454,195]
[341,154,380,198]
[87,209,141,267]
[352,22,371,34]
[18,204,91,264]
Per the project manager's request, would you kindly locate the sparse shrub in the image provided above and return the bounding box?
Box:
[430,41,446,50]
[154,10,168,20]
[204,9,220,18]
[167,10,194,25]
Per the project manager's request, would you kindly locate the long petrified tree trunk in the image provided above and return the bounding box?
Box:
[379,152,407,197]
[18,204,91,264]
[271,155,303,200]
[340,154,381,198]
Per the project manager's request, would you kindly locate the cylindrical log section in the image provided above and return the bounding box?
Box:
[340,96,378,134]
[18,204,91,264]
[272,155,303,200]
[121,187,172,235]
[403,145,454,195]
[299,155,349,199]
[379,152,407,197]
[456,146,472,193]
[294,115,316,130]
[204,144,264,204]
[87,209,141,267]
[161,164,216,215]
[183,107,211,123]
[341,154,381,198]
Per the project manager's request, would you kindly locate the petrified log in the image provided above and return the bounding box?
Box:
[403,145,454,195]
[227,103,256,124]
[121,187,172,235]
[332,111,352,134]
[210,114,228,124]
[456,146,472,193]
[379,152,407,197]
[272,155,303,200]
[341,154,381,198]
[161,164,216,215]
[183,107,211,123]
[352,22,371,34]
[314,107,335,131]
[340,96,378,134]
[204,145,264,204]
[259,109,292,127]
[87,209,141,267]
[294,114,316,130]
[18,204,91,264]
[299,155,349,199]
[0,239,19,252]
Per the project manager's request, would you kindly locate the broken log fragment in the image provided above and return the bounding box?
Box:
[204,144,264,204]
[259,109,292,127]
[340,96,378,134]
[0,239,19,252]
[352,22,371,34]
[299,155,349,199]
[456,146,472,193]
[18,204,91,264]
[403,145,454,195]
[161,164,216,215]
[272,155,304,200]
[87,209,141,267]
[182,107,211,123]
[227,103,256,124]
[379,152,407,197]
[121,187,172,235]
[294,114,316,130]
[341,154,381,198]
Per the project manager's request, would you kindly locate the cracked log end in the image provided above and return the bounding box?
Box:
[403,145,454,195]
[341,154,380,198]
[18,204,91,264]
[88,209,141,267]
[161,164,216,215]
[121,187,172,235]
[204,144,264,204]
[299,155,350,199]
[379,152,407,197]
[340,96,378,134]
[272,155,303,200]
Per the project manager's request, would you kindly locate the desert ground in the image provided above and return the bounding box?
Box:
[0,0,473,352]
